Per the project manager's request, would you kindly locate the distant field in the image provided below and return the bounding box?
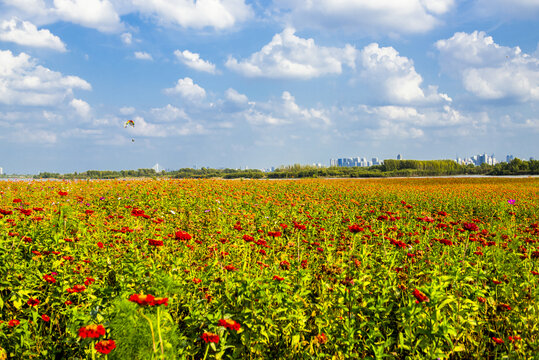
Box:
[1,178,538,359]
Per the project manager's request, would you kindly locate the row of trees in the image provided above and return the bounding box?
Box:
[33,158,539,180]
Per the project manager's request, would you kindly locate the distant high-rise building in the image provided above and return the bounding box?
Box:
[152,163,163,172]
[372,157,379,166]
[506,155,514,163]
[0,167,3,175]
[397,154,402,160]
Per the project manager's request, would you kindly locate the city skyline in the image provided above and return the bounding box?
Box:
[1,1,538,173]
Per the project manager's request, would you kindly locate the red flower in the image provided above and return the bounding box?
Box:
[218,318,241,331]
[153,297,169,306]
[84,277,95,286]
[78,324,106,338]
[95,339,116,354]
[293,222,306,230]
[412,288,429,303]
[13,198,22,203]
[148,239,164,246]
[477,297,486,303]
[348,224,363,233]
[8,319,20,327]
[175,230,192,240]
[492,337,504,344]
[268,231,282,237]
[67,284,86,293]
[41,314,50,322]
[193,278,202,284]
[129,293,155,306]
[509,335,522,343]
[273,275,284,281]
[280,260,290,270]
[315,333,328,344]
[58,191,68,196]
[498,303,511,311]
[463,222,479,231]
[43,274,56,283]
[201,332,219,343]
[224,265,237,272]
[27,298,40,307]
[97,242,104,249]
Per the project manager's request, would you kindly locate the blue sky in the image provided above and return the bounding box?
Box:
[0,0,538,174]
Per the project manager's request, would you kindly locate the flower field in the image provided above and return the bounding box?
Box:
[0,177,538,359]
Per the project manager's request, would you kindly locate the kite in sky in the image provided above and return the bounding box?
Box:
[124,120,135,128]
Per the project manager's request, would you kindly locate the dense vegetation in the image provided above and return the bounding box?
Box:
[1,178,538,359]
[25,158,539,180]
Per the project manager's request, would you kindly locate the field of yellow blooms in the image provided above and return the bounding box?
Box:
[0,177,538,359]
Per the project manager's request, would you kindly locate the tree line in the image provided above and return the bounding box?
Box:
[32,158,539,180]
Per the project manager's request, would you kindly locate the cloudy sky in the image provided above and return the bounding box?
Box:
[1,0,538,173]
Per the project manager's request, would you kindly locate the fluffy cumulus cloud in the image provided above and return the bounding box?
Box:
[2,0,123,33]
[174,50,216,73]
[134,51,153,60]
[164,77,206,101]
[0,49,91,106]
[238,90,331,127]
[123,0,253,30]
[0,18,66,51]
[70,98,91,118]
[226,28,356,79]
[273,0,454,34]
[359,43,451,105]
[436,31,539,102]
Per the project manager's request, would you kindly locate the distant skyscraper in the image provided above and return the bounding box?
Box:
[506,155,514,162]
[0,167,3,175]
[397,154,402,160]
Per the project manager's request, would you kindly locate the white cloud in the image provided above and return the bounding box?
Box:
[164,77,206,101]
[125,114,205,137]
[0,18,66,51]
[225,88,248,104]
[1,0,123,33]
[134,51,153,60]
[240,90,331,127]
[474,0,539,19]
[125,0,253,29]
[226,28,356,79]
[70,98,91,118]
[359,43,451,105]
[150,104,189,122]
[174,50,216,73]
[10,127,57,144]
[0,49,91,106]
[436,31,539,102]
[121,32,132,45]
[119,106,135,115]
[52,0,122,33]
[273,0,454,34]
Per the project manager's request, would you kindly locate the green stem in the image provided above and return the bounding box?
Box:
[202,343,210,360]
[157,307,165,358]
[139,309,157,353]
[90,341,96,360]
